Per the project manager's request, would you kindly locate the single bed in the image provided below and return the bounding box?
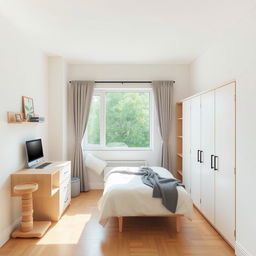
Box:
[98,166,193,232]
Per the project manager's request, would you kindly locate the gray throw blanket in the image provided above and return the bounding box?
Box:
[110,167,184,213]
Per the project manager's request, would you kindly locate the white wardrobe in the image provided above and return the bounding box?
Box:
[182,82,236,246]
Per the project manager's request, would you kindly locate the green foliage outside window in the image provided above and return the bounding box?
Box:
[87,92,150,148]
[106,92,150,147]
[87,96,100,144]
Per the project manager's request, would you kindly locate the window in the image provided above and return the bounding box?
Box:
[85,89,153,150]
[87,95,100,145]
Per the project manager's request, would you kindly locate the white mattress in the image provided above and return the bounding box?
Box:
[98,166,193,225]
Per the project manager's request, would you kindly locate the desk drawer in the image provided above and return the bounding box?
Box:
[60,179,71,213]
[60,164,71,184]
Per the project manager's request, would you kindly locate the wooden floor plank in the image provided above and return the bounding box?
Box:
[0,190,234,256]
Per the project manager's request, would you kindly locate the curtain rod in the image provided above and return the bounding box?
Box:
[68,80,175,84]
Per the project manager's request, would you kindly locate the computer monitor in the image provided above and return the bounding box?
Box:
[25,139,44,167]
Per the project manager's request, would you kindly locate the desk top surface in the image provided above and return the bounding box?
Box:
[13,161,71,175]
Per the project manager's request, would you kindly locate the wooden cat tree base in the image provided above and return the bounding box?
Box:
[12,221,51,238]
[12,183,51,238]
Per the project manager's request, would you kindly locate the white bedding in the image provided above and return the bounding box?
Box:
[98,166,193,225]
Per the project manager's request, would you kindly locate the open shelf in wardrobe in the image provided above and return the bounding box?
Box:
[176,102,183,181]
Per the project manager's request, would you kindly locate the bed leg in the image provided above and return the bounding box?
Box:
[176,216,181,233]
[118,217,123,232]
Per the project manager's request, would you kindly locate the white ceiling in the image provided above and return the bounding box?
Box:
[0,0,255,64]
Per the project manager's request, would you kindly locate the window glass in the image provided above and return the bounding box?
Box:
[106,92,150,148]
[85,91,152,149]
[87,95,100,145]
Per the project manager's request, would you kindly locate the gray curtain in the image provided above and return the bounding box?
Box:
[152,80,174,172]
[69,81,94,191]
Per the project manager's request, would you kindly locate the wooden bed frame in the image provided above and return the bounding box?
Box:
[117,214,182,233]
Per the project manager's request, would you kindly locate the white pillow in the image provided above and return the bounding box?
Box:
[85,153,107,175]
[103,166,115,177]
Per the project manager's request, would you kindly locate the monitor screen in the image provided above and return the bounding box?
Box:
[26,139,44,163]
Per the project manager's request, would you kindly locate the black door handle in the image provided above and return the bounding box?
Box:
[197,150,200,162]
[214,156,218,171]
[211,155,214,169]
[200,150,203,163]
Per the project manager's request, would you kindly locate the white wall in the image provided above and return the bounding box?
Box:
[48,56,68,161]
[189,8,256,256]
[0,16,48,246]
[68,64,190,188]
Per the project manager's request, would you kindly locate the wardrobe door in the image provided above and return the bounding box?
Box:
[182,100,191,193]
[190,96,201,208]
[200,91,215,224]
[215,84,235,245]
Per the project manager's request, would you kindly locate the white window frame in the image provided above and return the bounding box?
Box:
[84,88,154,151]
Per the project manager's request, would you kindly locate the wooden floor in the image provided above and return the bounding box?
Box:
[0,190,234,256]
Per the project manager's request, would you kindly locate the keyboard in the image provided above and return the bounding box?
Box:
[36,162,51,169]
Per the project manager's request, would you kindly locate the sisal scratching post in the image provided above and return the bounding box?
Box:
[12,183,51,238]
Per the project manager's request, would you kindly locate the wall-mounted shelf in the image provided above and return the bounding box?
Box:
[7,112,44,124]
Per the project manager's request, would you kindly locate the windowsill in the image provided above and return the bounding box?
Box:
[84,147,153,152]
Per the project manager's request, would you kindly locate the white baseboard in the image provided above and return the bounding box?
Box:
[0,217,21,247]
[235,242,253,256]
[89,182,104,190]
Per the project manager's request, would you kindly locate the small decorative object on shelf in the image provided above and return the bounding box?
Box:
[22,96,34,120]
[15,113,23,122]
[30,116,45,122]
[7,112,23,123]
[30,116,39,122]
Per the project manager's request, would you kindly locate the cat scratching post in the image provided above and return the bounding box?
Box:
[12,183,51,238]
